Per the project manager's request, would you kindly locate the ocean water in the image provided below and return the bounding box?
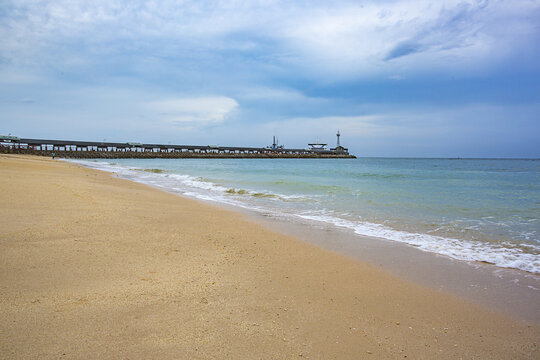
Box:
[73,158,540,274]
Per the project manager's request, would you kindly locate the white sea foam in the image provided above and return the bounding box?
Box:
[296,212,540,274]
[69,160,278,211]
[68,159,540,275]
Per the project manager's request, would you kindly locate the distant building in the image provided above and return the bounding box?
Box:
[308,137,327,151]
[329,131,349,154]
[330,145,348,153]
[267,136,284,150]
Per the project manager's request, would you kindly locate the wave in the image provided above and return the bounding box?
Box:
[350,172,407,179]
[140,168,165,173]
[296,212,540,274]
[68,159,540,275]
[71,160,309,202]
[261,179,350,194]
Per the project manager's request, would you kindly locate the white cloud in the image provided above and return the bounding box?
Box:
[147,96,238,124]
[1,0,538,158]
[2,0,538,78]
[0,69,43,85]
[279,0,540,76]
[234,86,329,105]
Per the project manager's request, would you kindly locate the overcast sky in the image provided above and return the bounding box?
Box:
[1,0,539,157]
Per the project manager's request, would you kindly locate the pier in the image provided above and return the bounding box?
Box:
[0,136,355,159]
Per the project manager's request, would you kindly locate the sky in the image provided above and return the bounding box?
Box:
[1,0,539,157]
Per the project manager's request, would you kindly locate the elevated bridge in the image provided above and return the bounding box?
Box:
[0,137,355,159]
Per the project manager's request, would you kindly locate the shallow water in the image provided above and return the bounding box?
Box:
[73,158,540,274]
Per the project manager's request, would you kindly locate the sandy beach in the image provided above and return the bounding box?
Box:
[1,154,538,359]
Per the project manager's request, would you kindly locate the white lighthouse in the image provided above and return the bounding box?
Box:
[330,130,348,154]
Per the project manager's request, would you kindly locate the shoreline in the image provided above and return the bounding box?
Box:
[71,157,540,276]
[71,157,540,322]
[1,154,539,359]
[244,210,540,322]
[142,182,540,323]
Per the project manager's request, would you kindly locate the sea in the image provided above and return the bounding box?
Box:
[73,158,540,275]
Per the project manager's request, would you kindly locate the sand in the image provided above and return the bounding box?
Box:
[1,154,538,359]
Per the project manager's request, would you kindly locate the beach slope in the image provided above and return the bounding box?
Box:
[1,155,538,359]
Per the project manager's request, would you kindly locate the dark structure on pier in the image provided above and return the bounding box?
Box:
[0,135,355,159]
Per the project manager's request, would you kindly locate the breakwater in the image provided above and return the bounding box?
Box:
[0,138,355,159]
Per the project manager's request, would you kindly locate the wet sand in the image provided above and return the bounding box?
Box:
[245,210,540,323]
[1,154,538,359]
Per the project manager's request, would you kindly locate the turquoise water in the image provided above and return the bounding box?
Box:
[76,158,540,274]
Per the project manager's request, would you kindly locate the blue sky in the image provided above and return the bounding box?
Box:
[1,0,539,157]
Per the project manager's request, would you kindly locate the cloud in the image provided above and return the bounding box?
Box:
[236,87,310,101]
[1,1,539,157]
[2,0,539,81]
[383,1,487,61]
[16,98,35,104]
[147,96,238,125]
[385,42,424,61]
[283,0,538,76]
[0,68,44,85]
